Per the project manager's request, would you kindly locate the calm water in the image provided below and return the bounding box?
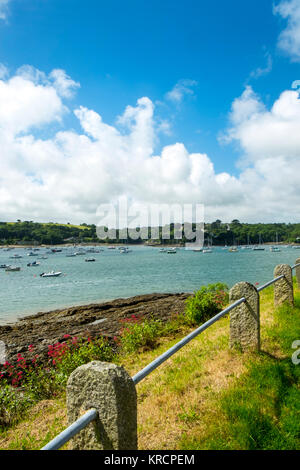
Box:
[0,245,299,324]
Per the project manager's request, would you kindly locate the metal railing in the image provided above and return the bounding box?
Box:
[41,262,299,450]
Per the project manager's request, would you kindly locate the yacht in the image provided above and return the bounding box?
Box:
[5,266,21,272]
[40,271,62,277]
[27,261,40,267]
[270,246,281,252]
[253,234,265,250]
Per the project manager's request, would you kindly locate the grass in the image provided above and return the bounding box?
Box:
[0,283,299,450]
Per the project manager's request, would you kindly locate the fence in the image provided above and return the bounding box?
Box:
[41,259,300,450]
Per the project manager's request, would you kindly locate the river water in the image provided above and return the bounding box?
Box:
[0,245,299,324]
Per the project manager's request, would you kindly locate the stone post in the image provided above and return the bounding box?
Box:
[274,264,294,307]
[295,258,300,289]
[229,282,260,351]
[67,361,137,450]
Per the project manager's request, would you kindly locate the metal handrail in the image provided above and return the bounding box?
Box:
[41,262,298,450]
[132,297,246,385]
[41,297,246,450]
[41,408,98,450]
[257,275,284,292]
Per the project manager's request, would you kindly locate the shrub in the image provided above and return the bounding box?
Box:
[0,335,115,426]
[184,282,229,326]
[119,317,165,353]
[0,384,34,428]
[52,335,115,388]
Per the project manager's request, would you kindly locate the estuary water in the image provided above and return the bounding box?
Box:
[0,245,299,324]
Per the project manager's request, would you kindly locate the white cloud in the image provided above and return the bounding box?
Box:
[0,66,300,223]
[224,85,300,161]
[274,0,300,61]
[0,71,66,135]
[0,0,10,20]
[49,69,80,98]
[250,52,273,79]
[0,63,8,79]
[165,79,198,103]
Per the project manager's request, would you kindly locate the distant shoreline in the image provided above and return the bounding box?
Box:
[0,241,299,249]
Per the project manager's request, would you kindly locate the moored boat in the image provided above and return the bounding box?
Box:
[5,266,21,271]
[40,271,62,277]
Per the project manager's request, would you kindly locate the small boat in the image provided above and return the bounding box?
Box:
[85,258,96,262]
[27,261,40,266]
[203,249,212,253]
[74,251,86,256]
[167,248,177,254]
[119,247,131,253]
[107,246,116,250]
[229,247,238,252]
[40,271,62,277]
[159,248,166,252]
[193,247,203,252]
[5,266,21,272]
[27,252,37,256]
[253,234,265,250]
[0,264,11,269]
[66,253,76,257]
[10,254,22,259]
[270,246,281,252]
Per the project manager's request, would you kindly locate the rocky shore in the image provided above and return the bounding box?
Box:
[0,292,190,364]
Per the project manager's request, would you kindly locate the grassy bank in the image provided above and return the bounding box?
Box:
[0,284,299,450]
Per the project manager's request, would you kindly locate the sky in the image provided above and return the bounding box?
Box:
[0,0,300,224]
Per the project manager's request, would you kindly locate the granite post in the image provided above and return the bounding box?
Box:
[67,361,137,450]
[274,264,294,307]
[229,282,260,351]
[295,258,300,289]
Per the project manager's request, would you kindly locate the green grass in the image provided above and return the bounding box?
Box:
[1,284,299,450]
[178,290,300,450]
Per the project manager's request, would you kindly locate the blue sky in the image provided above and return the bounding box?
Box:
[0,0,300,223]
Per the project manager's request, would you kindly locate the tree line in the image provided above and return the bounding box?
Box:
[0,220,299,245]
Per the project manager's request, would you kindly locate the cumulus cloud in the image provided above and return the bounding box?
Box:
[0,72,66,135]
[224,85,300,161]
[49,69,80,98]
[274,0,300,61]
[0,66,300,223]
[165,79,198,103]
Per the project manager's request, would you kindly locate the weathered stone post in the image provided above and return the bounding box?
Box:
[295,258,300,289]
[229,282,260,351]
[273,264,294,307]
[67,361,137,450]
